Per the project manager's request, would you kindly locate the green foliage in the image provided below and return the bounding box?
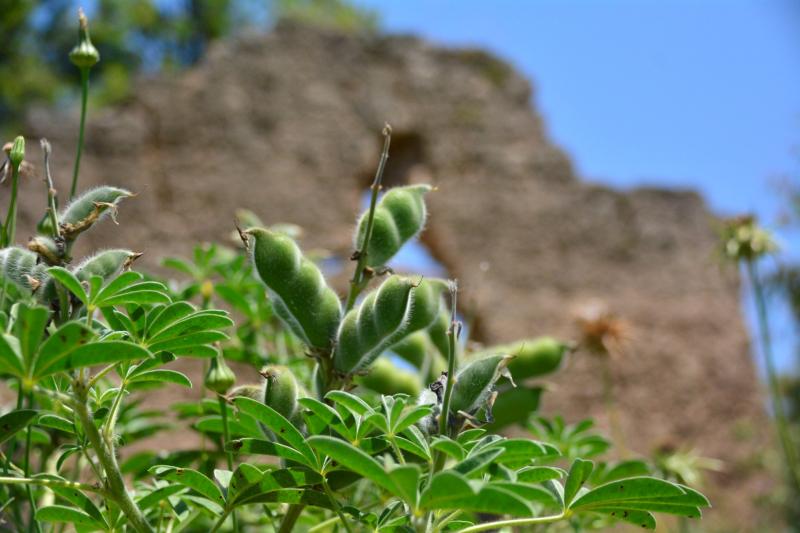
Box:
[0,31,709,531]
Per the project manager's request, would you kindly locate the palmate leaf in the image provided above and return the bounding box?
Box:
[226,438,310,466]
[33,474,108,527]
[307,435,396,493]
[0,333,23,377]
[0,409,38,445]
[34,340,150,378]
[418,471,534,516]
[227,467,322,509]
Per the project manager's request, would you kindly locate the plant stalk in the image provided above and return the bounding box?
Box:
[69,68,89,199]
[433,281,459,474]
[2,156,21,248]
[278,503,305,533]
[344,124,392,313]
[457,512,566,533]
[40,139,61,240]
[746,260,800,490]
[218,396,239,533]
[0,476,106,495]
[23,392,41,533]
[73,380,154,533]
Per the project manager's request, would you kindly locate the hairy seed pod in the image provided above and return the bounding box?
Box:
[355,357,422,397]
[476,337,569,381]
[0,247,50,292]
[227,384,262,401]
[27,236,62,265]
[247,228,341,351]
[261,365,299,420]
[49,186,132,241]
[391,331,447,381]
[354,184,432,267]
[333,276,447,374]
[450,354,514,415]
[74,249,141,282]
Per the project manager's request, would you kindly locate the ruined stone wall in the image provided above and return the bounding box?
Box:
[16,22,771,529]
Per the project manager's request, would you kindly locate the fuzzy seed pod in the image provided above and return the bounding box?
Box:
[354,185,432,267]
[227,384,262,401]
[391,331,447,382]
[74,249,141,282]
[261,365,299,420]
[9,136,24,167]
[27,236,63,265]
[205,355,236,394]
[0,247,50,293]
[450,354,514,415]
[247,228,341,351]
[476,337,569,381]
[44,186,132,241]
[355,357,422,397]
[69,10,100,69]
[333,276,447,374]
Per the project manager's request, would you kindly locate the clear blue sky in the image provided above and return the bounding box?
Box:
[355,0,800,371]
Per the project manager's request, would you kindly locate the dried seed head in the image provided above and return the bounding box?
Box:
[718,215,777,262]
[573,300,629,358]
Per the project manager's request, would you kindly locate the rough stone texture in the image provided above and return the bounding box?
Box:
[11,22,772,530]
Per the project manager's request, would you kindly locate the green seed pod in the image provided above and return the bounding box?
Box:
[334,276,446,374]
[475,337,569,381]
[0,247,50,293]
[9,136,24,167]
[54,186,132,241]
[261,365,299,420]
[450,354,514,415]
[355,357,422,397]
[391,331,447,382]
[205,355,236,394]
[227,384,262,401]
[74,249,141,282]
[354,185,432,267]
[69,10,100,69]
[247,228,341,351]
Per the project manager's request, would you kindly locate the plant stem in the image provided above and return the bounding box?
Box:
[73,379,154,533]
[388,436,406,465]
[278,504,305,533]
[2,156,21,247]
[0,476,106,495]
[70,68,89,200]
[746,260,800,490]
[344,124,392,313]
[321,479,354,533]
[218,396,239,533]
[434,281,459,474]
[23,392,41,533]
[457,512,566,533]
[40,139,61,240]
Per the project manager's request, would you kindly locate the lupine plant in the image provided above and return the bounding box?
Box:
[0,11,711,533]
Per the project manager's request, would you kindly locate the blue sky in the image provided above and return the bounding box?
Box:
[354,0,800,371]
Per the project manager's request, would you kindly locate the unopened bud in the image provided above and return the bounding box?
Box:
[205,354,235,394]
[69,9,100,69]
[9,136,24,167]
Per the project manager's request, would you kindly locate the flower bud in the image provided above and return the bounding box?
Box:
[205,354,235,394]
[69,9,100,69]
[9,136,24,167]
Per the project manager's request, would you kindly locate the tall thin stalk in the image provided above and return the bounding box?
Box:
[344,124,392,313]
[218,396,239,533]
[433,281,459,476]
[69,68,89,200]
[746,259,800,490]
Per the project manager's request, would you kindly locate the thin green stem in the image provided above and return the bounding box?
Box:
[432,510,462,532]
[218,396,239,533]
[434,281,459,474]
[40,139,61,240]
[388,436,406,465]
[73,379,154,533]
[70,68,89,199]
[0,476,106,495]
[23,393,41,533]
[277,504,305,533]
[344,124,392,313]
[457,512,566,533]
[322,479,354,533]
[2,158,21,247]
[746,260,800,490]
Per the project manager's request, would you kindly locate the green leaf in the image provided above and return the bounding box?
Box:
[226,438,309,466]
[94,271,143,303]
[491,481,561,507]
[307,435,397,494]
[516,466,565,483]
[15,303,49,368]
[389,465,420,509]
[0,333,23,377]
[235,488,333,509]
[233,397,317,469]
[136,484,187,512]
[325,390,372,417]
[430,437,465,461]
[394,404,433,434]
[229,468,323,509]
[570,477,709,511]
[35,341,150,378]
[36,414,75,434]
[150,466,225,505]
[32,322,95,377]
[128,369,192,388]
[298,397,351,439]
[419,471,473,509]
[591,508,657,529]
[453,447,503,476]
[48,267,88,305]
[33,474,107,527]
[486,438,560,466]
[0,409,38,445]
[564,458,594,507]
[35,505,106,530]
